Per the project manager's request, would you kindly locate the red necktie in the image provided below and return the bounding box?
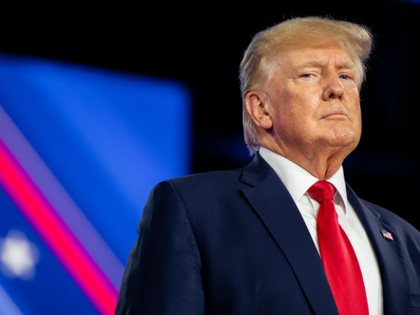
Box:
[308,181,369,315]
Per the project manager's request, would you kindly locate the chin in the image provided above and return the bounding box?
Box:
[321,132,360,149]
[326,125,361,147]
[327,140,359,150]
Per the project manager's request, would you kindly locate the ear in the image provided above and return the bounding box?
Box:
[245,91,273,130]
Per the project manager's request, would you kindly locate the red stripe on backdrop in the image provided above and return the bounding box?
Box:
[0,138,118,315]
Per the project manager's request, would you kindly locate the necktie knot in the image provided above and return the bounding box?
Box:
[307,181,336,203]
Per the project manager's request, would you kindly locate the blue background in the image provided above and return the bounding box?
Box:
[0,54,191,314]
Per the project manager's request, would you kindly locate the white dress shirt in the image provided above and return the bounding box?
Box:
[259,147,383,315]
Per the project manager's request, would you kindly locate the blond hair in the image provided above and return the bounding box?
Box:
[239,17,373,155]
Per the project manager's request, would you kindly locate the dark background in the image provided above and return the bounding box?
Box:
[1,0,419,228]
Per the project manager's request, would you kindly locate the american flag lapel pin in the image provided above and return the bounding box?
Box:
[380,229,394,241]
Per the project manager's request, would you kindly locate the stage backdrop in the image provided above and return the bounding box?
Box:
[0,53,191,315]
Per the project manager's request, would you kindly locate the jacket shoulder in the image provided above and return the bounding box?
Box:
[162,168,245,191]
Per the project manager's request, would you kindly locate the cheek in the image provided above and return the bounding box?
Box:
[347,89,361,113]
[289,93,319,124]
[352,102,362,125]
[278,102,314,136]
[272,88,319,132]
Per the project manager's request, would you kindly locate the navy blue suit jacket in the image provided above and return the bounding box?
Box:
[116,154,420,314]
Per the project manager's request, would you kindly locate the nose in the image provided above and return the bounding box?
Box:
[322,74,344,101]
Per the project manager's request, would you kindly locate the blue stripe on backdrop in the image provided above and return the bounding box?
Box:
[0,283,23,315]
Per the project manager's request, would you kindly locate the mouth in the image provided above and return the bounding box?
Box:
[322,109,348,119]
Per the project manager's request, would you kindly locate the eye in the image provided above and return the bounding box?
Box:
[339,74,350,80]
[300,73,313,78]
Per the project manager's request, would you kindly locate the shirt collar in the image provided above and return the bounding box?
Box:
[259,147,348,214]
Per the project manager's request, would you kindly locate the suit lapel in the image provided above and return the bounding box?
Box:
[347,185,411,315]
[240,155,339,315]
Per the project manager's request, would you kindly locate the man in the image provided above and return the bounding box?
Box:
[116,17,420,315]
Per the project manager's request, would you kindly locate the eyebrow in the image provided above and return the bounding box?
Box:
[292,60,355,75]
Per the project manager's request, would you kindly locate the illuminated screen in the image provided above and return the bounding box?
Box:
[0,53,191,315]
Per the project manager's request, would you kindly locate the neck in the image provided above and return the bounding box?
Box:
[261,139,354,180]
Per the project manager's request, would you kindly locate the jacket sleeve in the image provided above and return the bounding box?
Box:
[115,180,204,314]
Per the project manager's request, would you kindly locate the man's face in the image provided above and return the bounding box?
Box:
[264,41,362,158]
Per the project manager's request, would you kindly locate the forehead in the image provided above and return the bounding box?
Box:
[271,41,355,73]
